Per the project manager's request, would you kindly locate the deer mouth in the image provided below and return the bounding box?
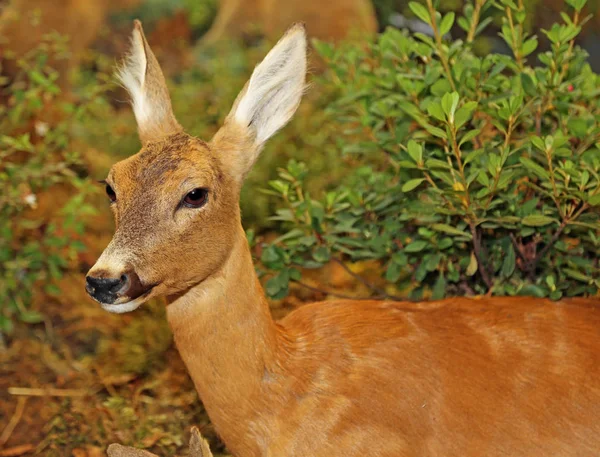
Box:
[100,284,156,314]
[85,268,156,309]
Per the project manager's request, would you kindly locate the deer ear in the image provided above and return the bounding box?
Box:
[118,20,182,144]
[212,23,307,181]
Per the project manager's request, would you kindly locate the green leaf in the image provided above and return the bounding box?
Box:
[409,2,432,25]
[439,12,455,36]
[563,268,591,283]
[407,140,423,163]
[386,261,402,282]
[423,124,447,138]
[404,240,428,252]
[520,157,550,180]
[427,102,446,121]
[530,136,546,151]
[522,214,556,227]
[568,118,588,139]
[313,246,331,263]
[431,223,472,239]
[518,285,546,297]
[454,102,477,129]
[520,73,536,96]
[441,92,460,120]
[19,311,44,324]
[566,0,587,12]
[588,194,600,206]
[466,252,478,276]
[502,244,516,278]
[521,37,538,57]
[432,273,446,299]
[402,178,426,192]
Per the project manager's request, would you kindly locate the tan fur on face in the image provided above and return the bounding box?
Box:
[91,132,240,301]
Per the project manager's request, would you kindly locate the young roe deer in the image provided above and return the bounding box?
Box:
[86,21,600,457]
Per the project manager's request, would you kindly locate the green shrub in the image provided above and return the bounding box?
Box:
[0,33,99,336]
[261,0,600,301]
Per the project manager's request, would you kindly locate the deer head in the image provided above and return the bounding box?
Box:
[86,20,306,313]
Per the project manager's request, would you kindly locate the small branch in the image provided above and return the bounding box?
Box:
[466,0,486,43]
[0,444,35,457]
[505,6,523,69]
[510,233,530,266]
[471,224,493,290]
[331,257,401,300]
[107,426,213,457]
[558,10,580,83]
[484,117,514,209]
[426,0,457,92]
[527,203,589,274]
[8,387,90,397]
[0,397,27,447]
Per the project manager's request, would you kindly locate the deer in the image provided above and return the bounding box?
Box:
[86,20,600,457]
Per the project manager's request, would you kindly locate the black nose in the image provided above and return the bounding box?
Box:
[85,274,129,304]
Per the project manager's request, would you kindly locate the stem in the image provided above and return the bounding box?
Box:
[505,7,523,69]
[545,148,564,218]
[422,169,458,212]
[558,10,580,84]
[526,202,589,274]
[466,0,486,43]
[470,224,493,289]
[426,0,457,92]
[484,116,515,209]
[331,257,403,300]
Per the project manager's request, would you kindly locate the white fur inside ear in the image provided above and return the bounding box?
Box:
[117,28,150,126]
[234,25,307,146]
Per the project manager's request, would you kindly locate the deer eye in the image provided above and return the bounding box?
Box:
[183,188,208,208]
[106,184,116,202]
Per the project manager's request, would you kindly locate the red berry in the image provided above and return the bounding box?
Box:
[568,84,574,92]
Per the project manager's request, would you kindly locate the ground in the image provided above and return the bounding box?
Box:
[0,221,379,456]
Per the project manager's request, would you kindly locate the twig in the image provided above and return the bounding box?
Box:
[526,203,589,274]
[426,0,457,92]
[0,397,27,447]
[0,445,35,457]
[470,225,493,290]
[8,387,90,397]
[189,427,213,457]
[107,445,159,457]
[331,257,403,300]
[107,426,213,457]
[466,0,486,43]
[509,234,524,256]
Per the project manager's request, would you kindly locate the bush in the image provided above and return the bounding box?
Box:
[261,0,600,301]
[0,33,99,336]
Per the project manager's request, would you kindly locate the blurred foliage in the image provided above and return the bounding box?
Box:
[262,0,600,301]
[0,33,102,336]
[111,0,217,37]
[182,0,218,34]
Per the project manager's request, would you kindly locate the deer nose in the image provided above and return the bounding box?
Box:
[85,274,129,304]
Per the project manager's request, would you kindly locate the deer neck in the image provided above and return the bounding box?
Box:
[166,225,284,449]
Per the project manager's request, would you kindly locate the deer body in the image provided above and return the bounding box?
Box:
[167,225,600,457]
[87,22,600,457]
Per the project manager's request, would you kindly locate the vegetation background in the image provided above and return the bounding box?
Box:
[1,0,599,455]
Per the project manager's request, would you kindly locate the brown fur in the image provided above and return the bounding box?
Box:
[90,23,600,457]
[0,0,140,91]
[202,0,377,44]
